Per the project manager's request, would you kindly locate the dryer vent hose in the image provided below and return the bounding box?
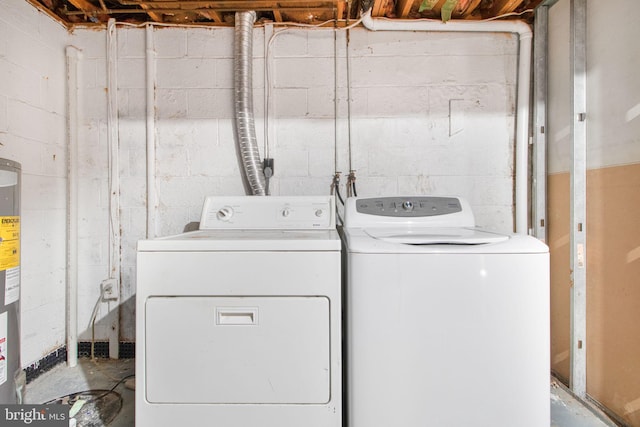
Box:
[234,11,266,196]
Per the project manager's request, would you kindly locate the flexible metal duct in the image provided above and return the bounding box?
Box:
[234,11,266,196]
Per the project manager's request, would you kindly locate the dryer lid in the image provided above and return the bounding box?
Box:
[364,227,509,245]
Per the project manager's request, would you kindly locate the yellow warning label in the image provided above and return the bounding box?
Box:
[0,216,19,270]
[0,240,19,270]
[0,216,19,242]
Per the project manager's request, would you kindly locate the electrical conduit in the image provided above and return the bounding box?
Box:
[360,9,533,234]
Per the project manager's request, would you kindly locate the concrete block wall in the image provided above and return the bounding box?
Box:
[69,23,519,343]
[0,0,70,367]
[4,0,521,360]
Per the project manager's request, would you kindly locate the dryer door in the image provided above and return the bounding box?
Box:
[145,296,330,404]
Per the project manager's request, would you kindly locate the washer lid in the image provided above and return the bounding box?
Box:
[365,227,509,245]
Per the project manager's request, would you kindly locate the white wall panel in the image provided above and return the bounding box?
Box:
[0,0,69,366]
[586,0,640,169]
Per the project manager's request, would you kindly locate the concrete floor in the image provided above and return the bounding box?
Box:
[24,358,616,427]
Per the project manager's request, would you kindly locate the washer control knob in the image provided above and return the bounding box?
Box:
[315,209,324,217]
[402,201,414,211]
[216,206,234,221]
[281,208,291,218]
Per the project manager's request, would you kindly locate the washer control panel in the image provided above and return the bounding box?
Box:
[344,195,475,228]
[355,196,462,217]
[200,196,335,230]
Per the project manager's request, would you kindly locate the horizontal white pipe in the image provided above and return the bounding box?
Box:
[361,9,532,234]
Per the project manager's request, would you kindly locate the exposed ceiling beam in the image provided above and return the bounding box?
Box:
[490,0,524,17]
[396,0,414,18]
[460,0,482,18]
[68,0,101,13]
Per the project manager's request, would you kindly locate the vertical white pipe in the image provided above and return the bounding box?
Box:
[65,46,82,368]
[360,10,533,233]
[146,25,158,239]
[107,19,120,359]
[515,32,533,234]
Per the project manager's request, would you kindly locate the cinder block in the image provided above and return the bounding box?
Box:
[74,29,107,59]
[119,88,147,118]
[272,30,308,57]
[120,175,147,207]
[188,141,240,177]
[126,148,147,178]
[366,86,429,117]
[357,30,516,57]
[118,118,146,151]
[77,177,106,213]
[1,61,40,106]
[156,205,192,236]
[306,87,336,118]
[154,27,187,58]
[274,57,334,88]
[0,95,6,131]
[277,177,334,196]
[187,27,234,58]
[0,25,6,59]
[157,58,216,88]
[307,30,335,58]
[118,58,146,88]
[81,87,109,121]
[187,88,234,119]
[156,89,188,119]
[308,147,334,177]
[41,70,67,116]
[428,84,511,116]
[276,118,334,149]
[155,145,190,177]
[39,143,65,178]
[1,1,41,33]
[274,88,307,118]
[270,148,309,177]
[118,27,145,58]
[7,100,52,143]
[216,176,249,196]
[21,303,65,365]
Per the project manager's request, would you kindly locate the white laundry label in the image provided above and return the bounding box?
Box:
[0,311,7,385]
[4,267,19,306]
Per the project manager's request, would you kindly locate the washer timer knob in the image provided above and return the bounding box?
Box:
[281,208,291,218]
[216,206,234,221]
[315,209,324,217]
[402,201,414,211]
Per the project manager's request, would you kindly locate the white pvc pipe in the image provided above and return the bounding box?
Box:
[146,25,158,239]
[65,46,82,368]
[107,19,120,359]
[361,9,533,234]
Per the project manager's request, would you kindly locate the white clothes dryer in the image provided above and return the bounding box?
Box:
[342,196,549,427]
[136,196,341,427]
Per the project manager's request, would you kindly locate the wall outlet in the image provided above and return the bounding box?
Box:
[101,278,119,301]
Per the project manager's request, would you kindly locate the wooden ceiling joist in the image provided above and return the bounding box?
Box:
[31,0,544,26]
[489,0,525,17]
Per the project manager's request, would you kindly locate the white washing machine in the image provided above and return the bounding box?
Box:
[342,196,549,427]
[136,196,341,427]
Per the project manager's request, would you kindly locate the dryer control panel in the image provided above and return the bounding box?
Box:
[199,196,335,230]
